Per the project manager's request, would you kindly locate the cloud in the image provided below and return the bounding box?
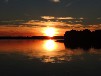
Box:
[23,20,101,31]
[64,0,81,8]
[97,17,101,19]
[50,0,60,3]
[1,18,101,31]
[65,2,72,7]
[41,16,55,20]
[79,17,85,19]
[41,16,76,20]
[75,20,83,23]
[23,20,67,27]
[57,17,75,20]
[87,24,101,30]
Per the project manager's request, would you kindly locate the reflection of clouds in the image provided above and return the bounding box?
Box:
[39,48,101,63]
[0,40,101,63]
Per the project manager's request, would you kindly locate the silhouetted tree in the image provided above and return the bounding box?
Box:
[64,29,101,49]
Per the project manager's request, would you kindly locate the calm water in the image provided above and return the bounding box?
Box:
[0,39,101,76]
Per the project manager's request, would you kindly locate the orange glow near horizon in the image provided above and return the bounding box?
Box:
[44,27,56,37]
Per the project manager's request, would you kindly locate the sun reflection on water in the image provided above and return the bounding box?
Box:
[0,40,101,63]
[44,40,56,51]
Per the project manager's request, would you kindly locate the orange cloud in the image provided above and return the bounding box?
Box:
[57,17,75,20]
[41,16,55,20]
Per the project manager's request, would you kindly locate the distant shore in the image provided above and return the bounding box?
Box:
[0,36,64,39]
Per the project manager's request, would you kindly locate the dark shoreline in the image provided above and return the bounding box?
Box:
[0,36,64,40]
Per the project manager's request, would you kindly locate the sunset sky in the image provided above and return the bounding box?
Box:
[0,0,101,36]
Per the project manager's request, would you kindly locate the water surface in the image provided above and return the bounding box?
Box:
[0,39,101,76]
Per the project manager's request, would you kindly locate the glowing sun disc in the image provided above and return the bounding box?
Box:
[44,28,56,37]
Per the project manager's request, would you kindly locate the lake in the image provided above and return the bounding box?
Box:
[0,39,101,76]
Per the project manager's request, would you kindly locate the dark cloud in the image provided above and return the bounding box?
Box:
[0,0,101,25]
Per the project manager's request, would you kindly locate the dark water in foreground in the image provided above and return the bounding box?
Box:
[0,40,101,76]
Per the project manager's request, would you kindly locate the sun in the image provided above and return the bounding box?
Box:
[44,27,56,37]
